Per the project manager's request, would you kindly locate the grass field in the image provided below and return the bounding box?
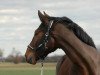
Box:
[0,62,56,75]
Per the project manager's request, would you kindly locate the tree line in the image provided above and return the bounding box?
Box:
[0,48,63,64]
[0,46,100,64]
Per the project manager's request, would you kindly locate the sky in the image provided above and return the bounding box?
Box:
[0,0,100,57]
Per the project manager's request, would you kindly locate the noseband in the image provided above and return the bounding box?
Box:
[28,20,54,59]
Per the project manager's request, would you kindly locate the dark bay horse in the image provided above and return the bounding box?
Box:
[25,11,99,75]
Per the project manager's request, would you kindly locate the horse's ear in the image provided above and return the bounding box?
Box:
[38,10,49,24]
[43,11,50,18]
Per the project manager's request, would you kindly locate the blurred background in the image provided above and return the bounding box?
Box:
[0,0,99,75]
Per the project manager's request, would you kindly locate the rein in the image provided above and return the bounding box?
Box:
[40,60,44,75]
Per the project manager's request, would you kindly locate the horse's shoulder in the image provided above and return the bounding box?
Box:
[56,55,66,75]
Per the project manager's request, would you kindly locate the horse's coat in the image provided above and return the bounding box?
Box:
[25,11,99,75]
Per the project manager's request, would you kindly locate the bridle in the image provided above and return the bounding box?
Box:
[27,20,54,75]
[27,20,54,59]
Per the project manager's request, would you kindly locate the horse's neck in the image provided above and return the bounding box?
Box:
[53,23,98,75]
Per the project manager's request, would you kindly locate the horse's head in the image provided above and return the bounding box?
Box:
[25,11,58,64]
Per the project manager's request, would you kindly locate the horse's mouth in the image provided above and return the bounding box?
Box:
[31,56,40,65]
[26,54,46,65]
[26,56,38,65]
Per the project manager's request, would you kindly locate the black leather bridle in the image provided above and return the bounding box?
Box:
[27,20,54,59]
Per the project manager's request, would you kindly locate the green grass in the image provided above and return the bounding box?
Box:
[0,63,56,75]
[0,69,55,75]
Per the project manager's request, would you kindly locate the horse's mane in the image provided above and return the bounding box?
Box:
[50,17,96,48]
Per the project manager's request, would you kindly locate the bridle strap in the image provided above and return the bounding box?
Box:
[28,45,34,50]
[40,60,44,75]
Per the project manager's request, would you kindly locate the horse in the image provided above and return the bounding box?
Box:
[25,11,99,75]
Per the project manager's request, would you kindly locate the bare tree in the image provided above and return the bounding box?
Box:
[6,47,22,64]
[0,48,3,57]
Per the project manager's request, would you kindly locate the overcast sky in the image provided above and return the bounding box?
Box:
[0,0,100,57]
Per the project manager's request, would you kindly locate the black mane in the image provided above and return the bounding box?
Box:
[50,17,96,48]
